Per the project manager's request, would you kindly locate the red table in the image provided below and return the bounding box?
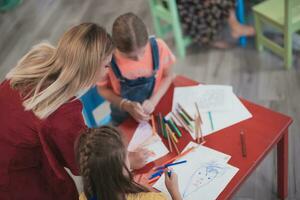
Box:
[119,75,292,200]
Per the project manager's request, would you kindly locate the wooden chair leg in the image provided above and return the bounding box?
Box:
[169,0,186,58]
[148,1,163,38]
[253,13,264,52]
[284,32,293,69]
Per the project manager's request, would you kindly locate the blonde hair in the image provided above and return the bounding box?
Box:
[6,23,114,119]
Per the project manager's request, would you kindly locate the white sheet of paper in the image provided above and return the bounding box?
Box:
[127,122,153,151]
[171,85,252,139]
[127,122,169,164]
[153,142,238,200]
[172,85,233,113]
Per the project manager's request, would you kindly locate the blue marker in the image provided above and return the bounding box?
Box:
[155,160,187,171]
[148,169,164,180]
[208,112,214,131]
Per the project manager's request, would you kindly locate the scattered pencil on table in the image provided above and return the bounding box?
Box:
[172,111,193,133]
[151,115,157,135]
[194,102,205,144]
[195,114,200,144]
[148,169,164,180]
[169,130,180,155]
[167,118,182,137]
[159,113,167,138]
[208,111,214,131]
[194,102,202,124]
[148,176,160,184]
[157,146,195,168]
[165,124,178,143]
[240,130,247,157]
[154,160,187,171]
[165,124,173,152]
[155,114,162,135]
[178,103,194,121]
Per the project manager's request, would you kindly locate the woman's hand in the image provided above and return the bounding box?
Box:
[128,148,153,170]
[123,101,150,122]
[165,170,182,200]
[142,99,156,115]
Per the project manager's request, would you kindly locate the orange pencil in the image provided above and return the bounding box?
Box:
[151,115,157,135]
[170,133,180,155]
[148,176,160,184]
[166,124,178,143]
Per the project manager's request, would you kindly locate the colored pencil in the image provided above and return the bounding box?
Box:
[155,146,195,169]
[151,115,157,135]
[155,160,187,171]
[195,115,200,144]
[165,123,173,152]
[175,111,194,132]
[148,176,160,184]
[169,131,180,155]
[172,112,191,132]
[194,102,203,124]
[240,130,247,157]
[159,113,167,138]
[149,169,164,180]
[155,115,162,135]
[168,118,182,137]
[208,111,214,131]
[177,109,191,126]
[178,103,194,121]
[165,124,178,143]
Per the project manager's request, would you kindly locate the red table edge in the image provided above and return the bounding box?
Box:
[221,119,292,200]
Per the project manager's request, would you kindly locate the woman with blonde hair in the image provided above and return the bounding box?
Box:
[0,23,114,200]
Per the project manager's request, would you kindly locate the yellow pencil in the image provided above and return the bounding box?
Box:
[166,124,178,143]
[151,115,157,135]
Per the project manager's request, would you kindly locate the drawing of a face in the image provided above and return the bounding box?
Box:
[183,162,227,198]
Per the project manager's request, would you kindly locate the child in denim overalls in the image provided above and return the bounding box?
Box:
[97,12,175,127]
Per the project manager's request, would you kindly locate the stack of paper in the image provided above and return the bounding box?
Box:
[153,142,239,200]
[127,122,169,164]
[172,85,252,139]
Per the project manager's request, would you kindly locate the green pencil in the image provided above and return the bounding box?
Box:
[168,118,182,137]
[159,113,167,138]
[208,111,214,131]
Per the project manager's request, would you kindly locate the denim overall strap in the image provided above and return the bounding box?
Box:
[110,56,124,82]
[149,36,159,72]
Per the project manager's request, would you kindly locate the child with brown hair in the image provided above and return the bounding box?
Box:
[97,12,176,125]
[76,126,182,200]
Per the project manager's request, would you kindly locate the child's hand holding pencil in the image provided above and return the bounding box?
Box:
[123,101,150,122]
[165,169,182,200]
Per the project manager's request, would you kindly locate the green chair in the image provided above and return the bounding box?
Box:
[253,0,300,69]
[0,0,22,11]
[148,0,192,59]
[149,0,248,59]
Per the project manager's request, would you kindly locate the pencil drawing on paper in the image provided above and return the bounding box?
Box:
[182,161,228,198]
